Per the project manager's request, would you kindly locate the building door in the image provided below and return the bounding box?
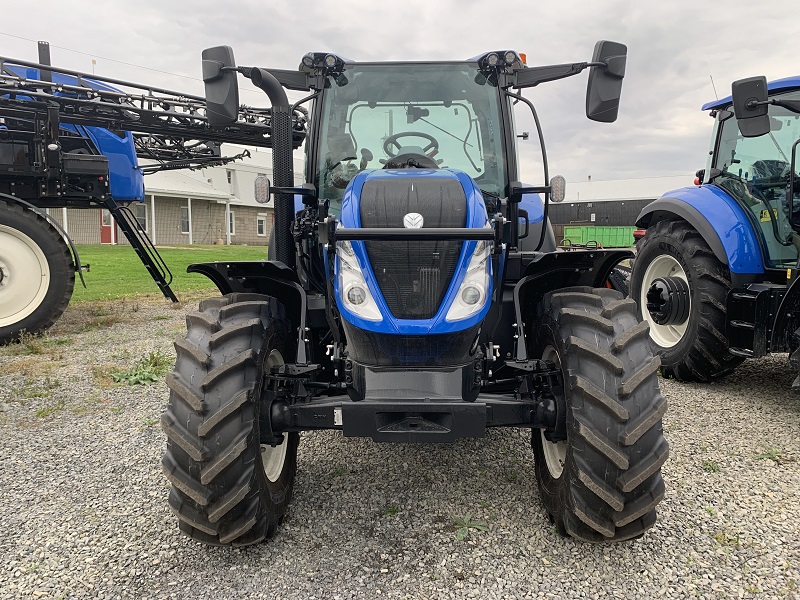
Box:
[100,208,114,244]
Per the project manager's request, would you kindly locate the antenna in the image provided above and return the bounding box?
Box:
[709,75,719,100]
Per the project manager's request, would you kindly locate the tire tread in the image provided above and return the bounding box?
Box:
[631,218,743,381]
[161,293,297,546]
[531,286,668,542]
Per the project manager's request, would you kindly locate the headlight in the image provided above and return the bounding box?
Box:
[461,285,482,306]
[337,241,383,322]
[445,237,492,322]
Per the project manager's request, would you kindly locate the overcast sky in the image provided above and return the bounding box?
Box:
[2,0,797,184]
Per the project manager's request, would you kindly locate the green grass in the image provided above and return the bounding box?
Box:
[71,244,269,303]
[755,447,783,461]
[111,350,172,385]
[453,514,488,541]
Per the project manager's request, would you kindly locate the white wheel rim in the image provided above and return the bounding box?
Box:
[0,225,51,327]
[541,345,567,479]
[639,254,690,348]
[261,349,289,483]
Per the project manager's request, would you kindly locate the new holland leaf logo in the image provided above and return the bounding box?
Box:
[403,213,424,228]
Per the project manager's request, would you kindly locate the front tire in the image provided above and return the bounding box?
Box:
[530,287,668,542]
[630,219,743,381]
[0,200,74,343]
[161,293,298,546]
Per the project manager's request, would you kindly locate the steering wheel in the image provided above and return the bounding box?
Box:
[751,160,791,189]
[382,131,439,158]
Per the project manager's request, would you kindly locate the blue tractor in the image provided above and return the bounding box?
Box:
[630,76,800,387]
[160,43,669,546]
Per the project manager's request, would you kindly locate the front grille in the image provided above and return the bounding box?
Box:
[366,240,462,319]
[359,176,467,320]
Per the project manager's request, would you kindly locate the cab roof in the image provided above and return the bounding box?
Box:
[701,76,800,110]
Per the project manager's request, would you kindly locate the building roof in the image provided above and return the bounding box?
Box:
[144,169,232,201]
[563,175,693,203]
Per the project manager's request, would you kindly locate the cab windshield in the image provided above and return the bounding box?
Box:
[713,89,800,267]
[314,63,507,211]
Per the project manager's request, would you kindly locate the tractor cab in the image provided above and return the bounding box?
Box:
[703,79,800,268]
[311,60,510,217]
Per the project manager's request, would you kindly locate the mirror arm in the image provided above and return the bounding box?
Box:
[503,89,550,197]
[511,62,588,89]
[589,56,626,79]
[741,97,800,117]
[770,98,800,116]
[509,183,551,197]
[745,98,770,110]
[201,63,247,82]
[269,184,316,196]
[511,58,622,90]
[292,90,321,115]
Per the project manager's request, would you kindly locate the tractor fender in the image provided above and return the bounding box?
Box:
[635,185,764,274]
[188,260,305,338]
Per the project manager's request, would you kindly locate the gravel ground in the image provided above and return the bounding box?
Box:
[0,296,799,600]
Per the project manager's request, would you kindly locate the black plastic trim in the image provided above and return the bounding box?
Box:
[335,227,495,241]
[636,198,728,265]
[187,260,312,363]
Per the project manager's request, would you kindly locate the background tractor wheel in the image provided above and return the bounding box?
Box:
[630,219,743,381]
[161,292,298,546]
[530,287,668,542]
[0,200,74,344]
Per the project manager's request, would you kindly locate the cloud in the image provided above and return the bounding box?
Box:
[1,0,796,184]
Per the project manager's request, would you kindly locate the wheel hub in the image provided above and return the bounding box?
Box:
[0,225,51,327]
[646,276,690,326]
[540,345,567,479]
[261,349,289,483]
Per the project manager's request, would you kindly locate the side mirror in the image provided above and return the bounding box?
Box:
[254,175,317,204]
[254,175,271,204]
[732,76,770,138]
[202,46,239,127]
[550,175,566,203]
[586,40,627,123]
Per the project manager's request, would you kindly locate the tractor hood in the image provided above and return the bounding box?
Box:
[333,168,494,336]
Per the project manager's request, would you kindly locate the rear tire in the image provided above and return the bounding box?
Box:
[630,219,743,381]
[161,292,298,546]
[0,200,74,343]
[530,287,668,542]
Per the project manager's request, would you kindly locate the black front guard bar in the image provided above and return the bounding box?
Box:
[265,393,556,443]
[318,215,504,250]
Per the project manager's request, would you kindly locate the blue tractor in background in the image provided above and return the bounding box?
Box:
[159,43,669,547]
[631,76,800,388]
